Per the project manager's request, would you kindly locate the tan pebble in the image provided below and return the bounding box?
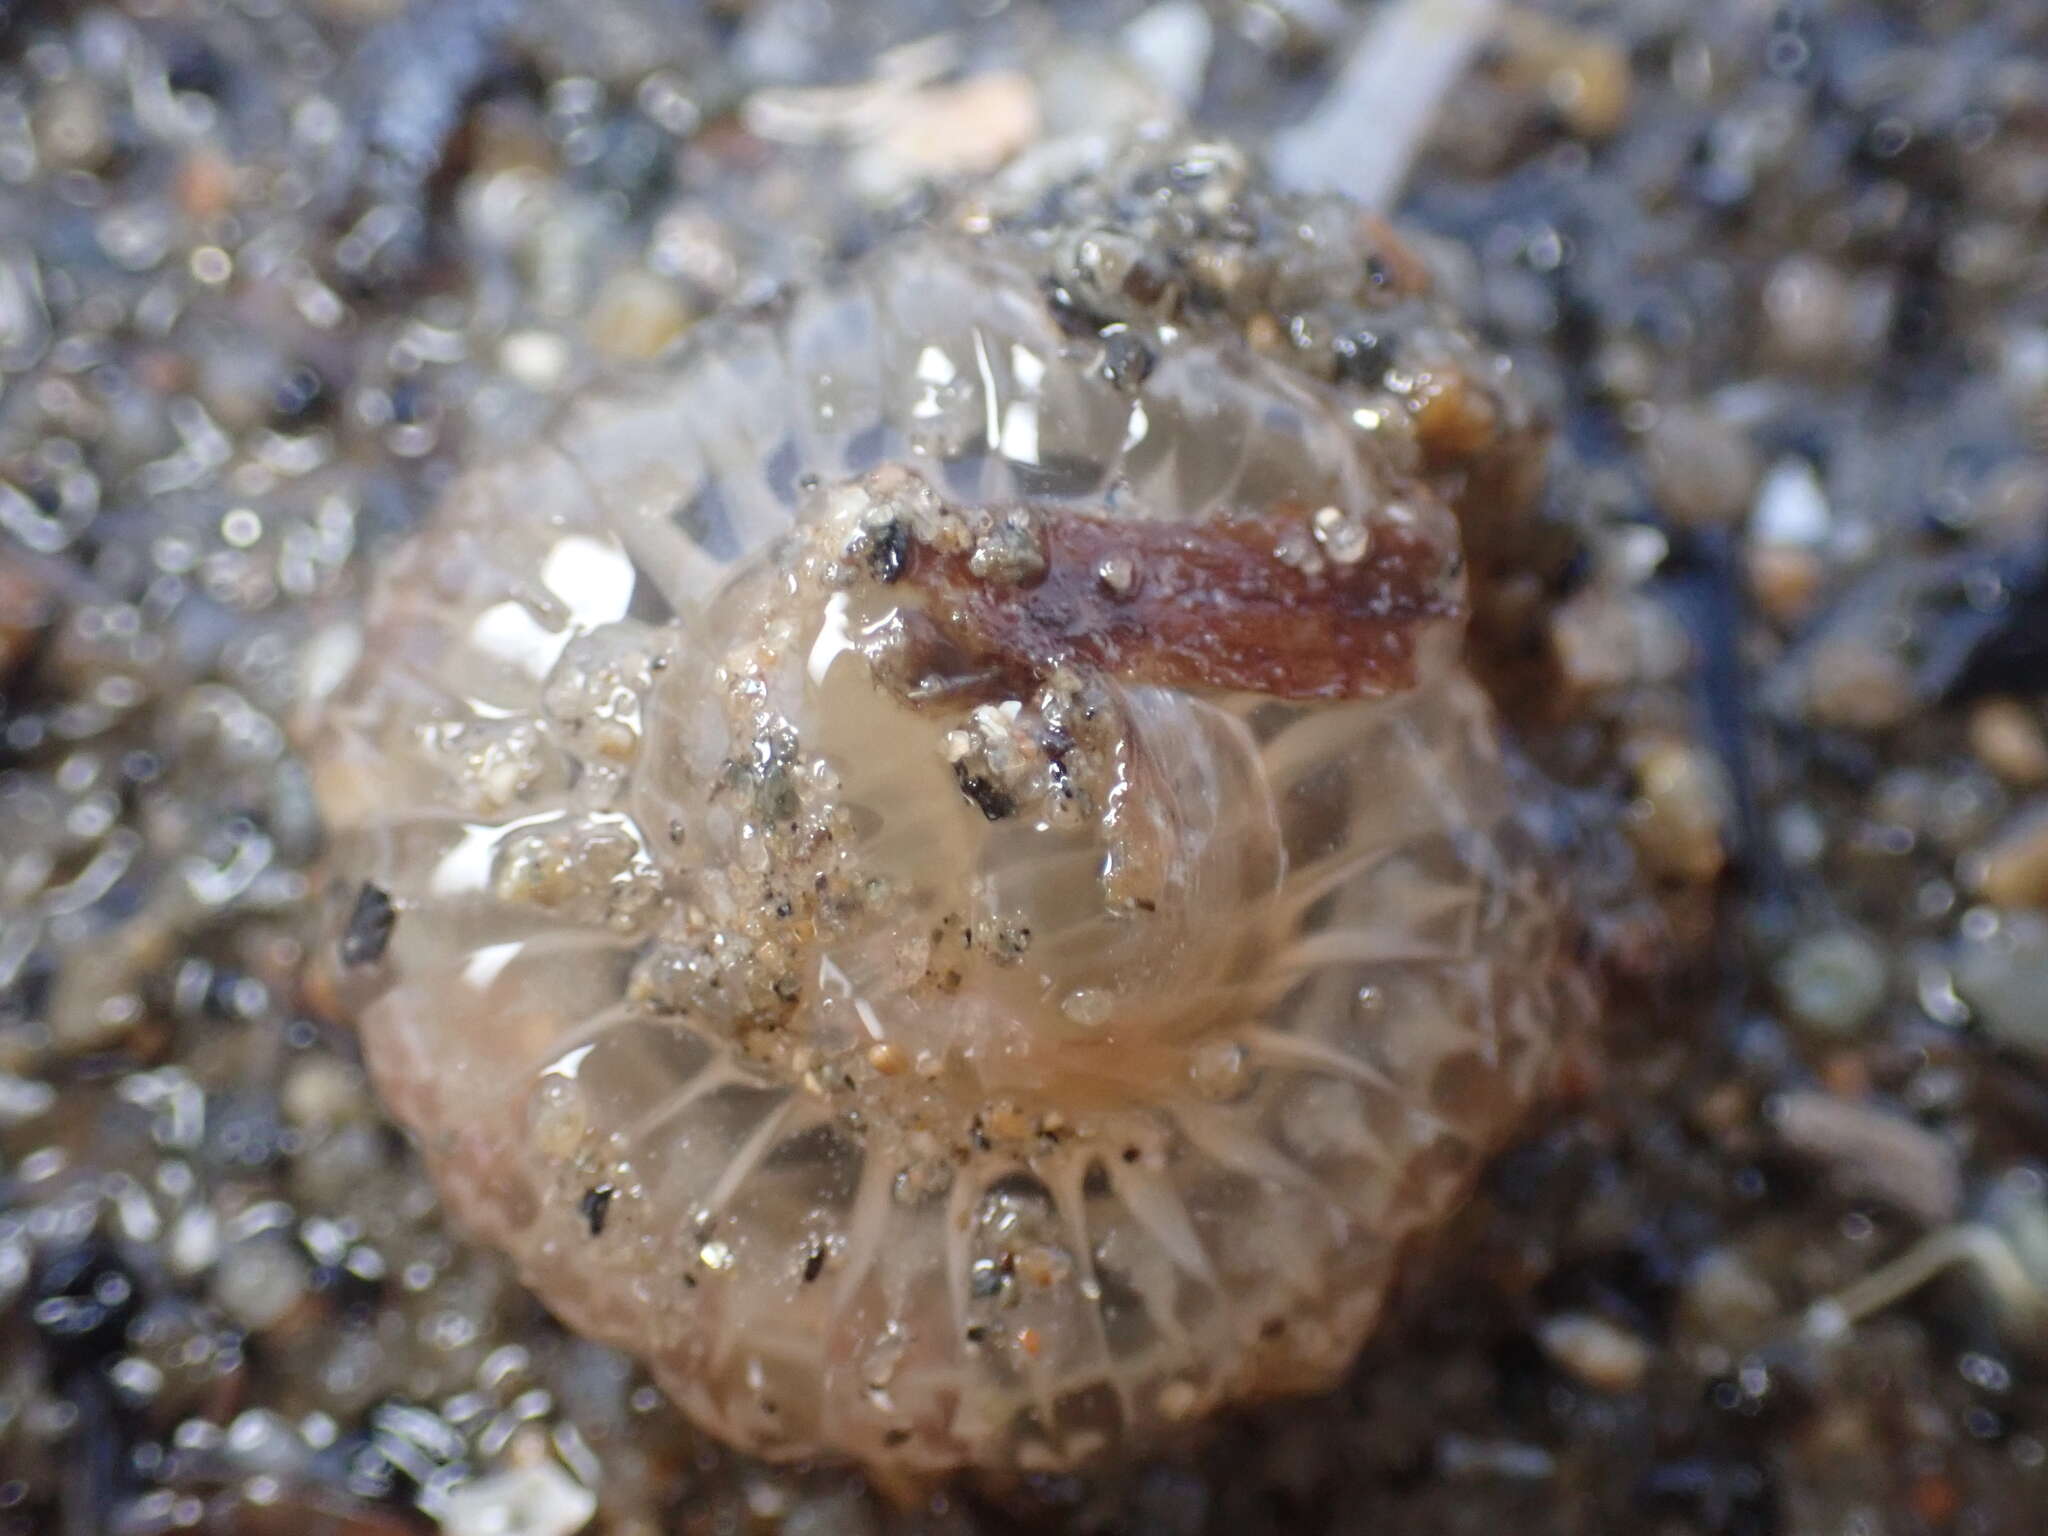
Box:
[1645,404,1759,527]
[587,269,693,362]
[135,349,195,395]
[1410,367,1500,467]
[868,72,1042,185]
[1817,1048,1872,1098]
[1679,1249,1779,1343]
[1594,337,1656,403]
[1550,588,1638,694]
[1769,1089,1961,1225]
[590,719,639,761]
[982,1102,1033,1141]
[0,558,51,683]
[1550,588,1689,695]
[1536,1312,1650,1393]
[1806,635,1914,732]
[1626,736,1730,884]
[1765,255,1856,370]
[175,150,238,222]
[281,1057,369,1131]
[1969,699,2048,787]
[467,98,557,178]
[1245,312,1283,353]
[1971,802,2048,909]
[1498,14,1632,139]
[1690,1080,1749,1137]
[36,82,112,172]
[1553,41,1631,139]
[1748,544,1824,626]
[1012,1245,1068,1288]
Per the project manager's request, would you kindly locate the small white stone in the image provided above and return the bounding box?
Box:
[1774,927,1887,1035]
[1095,556,1135,594]
[167,1205,222,1278]
[440,1463,597,1536]
[211,1237,308,1331]
[225,1408,306,1475]
[500,331,571,392]
[0,1073,55,1126]
[1752,456,1830,547]
[1310,505,1372,565]
[1119,1,1214,108]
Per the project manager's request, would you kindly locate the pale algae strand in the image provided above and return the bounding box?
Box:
[307,138,1591,1479]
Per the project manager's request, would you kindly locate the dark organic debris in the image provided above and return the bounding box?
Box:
[1932,540,2048,704]
[341,883,398,967]
[29,1241,140,1376]
[901,502,1463,703]
[952,764,1015,822]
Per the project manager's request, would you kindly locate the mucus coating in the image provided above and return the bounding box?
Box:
[308,140,1589,1479]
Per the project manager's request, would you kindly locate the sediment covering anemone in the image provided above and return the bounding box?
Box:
[308,137,1590,1477]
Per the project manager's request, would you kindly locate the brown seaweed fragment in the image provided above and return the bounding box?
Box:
[901,500,1463,702]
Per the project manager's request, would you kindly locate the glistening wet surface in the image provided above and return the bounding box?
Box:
[2,2,2048,1533]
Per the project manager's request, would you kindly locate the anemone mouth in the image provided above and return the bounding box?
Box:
[605,460,1468,1115]
[309,149,1585,1478]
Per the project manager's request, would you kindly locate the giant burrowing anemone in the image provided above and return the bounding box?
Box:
[307,137,1593,1478]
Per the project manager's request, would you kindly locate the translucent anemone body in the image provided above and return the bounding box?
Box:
[311,149,1587,1477]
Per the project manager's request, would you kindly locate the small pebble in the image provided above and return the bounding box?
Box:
[1954,910,2048,1054]
[1970,700,2048,788]
[1645,405,1759,527]
[1497,12,1632,139]
[440,1463,598,1536]
[1752,456,1832,547]
[1118,0,1214,109]
[225,1407,309,1475]
[1626,736,1730,883]
[1770,1090,1962,1226]
[866,72,1042,189]
[1972,803,2048,909]
[585,269,692,362]
[174,149,239,221]
[501,330,573,391]
[1679,1249,1779,1343]
[0,1072,56,1125]
[1806,634,1914,733]
[1774,927,1888,1035]
[34,82,112,172]
[1550,588,1689,694]
[212,1237,311,1332]
[1536,1312,1651,1394]
[1748,543,1825,626]
[1765,256,1856,370]
[281,1056,370,1131]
